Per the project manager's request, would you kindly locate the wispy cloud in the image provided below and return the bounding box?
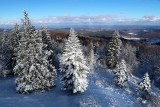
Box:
[117,15,160,25]
[31,15,118,25]
[0,15,160,26]
[141,15,160,22]
[0,20,20,25]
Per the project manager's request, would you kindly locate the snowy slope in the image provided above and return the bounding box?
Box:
[1,67,160,107]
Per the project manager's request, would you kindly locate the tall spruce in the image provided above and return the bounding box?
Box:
[14,11,56,93]
[60,28,89,93]
[106,31,122,69]
[114,59,128,87]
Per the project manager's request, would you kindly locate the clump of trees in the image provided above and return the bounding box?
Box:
[0,11,91,94]
[137,44,160,88]
[0,11,159,107]
[13,11,57,93]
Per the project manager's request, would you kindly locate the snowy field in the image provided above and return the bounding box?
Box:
[0,67,144,107]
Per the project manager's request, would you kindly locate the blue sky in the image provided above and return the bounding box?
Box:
[0,0,160,25]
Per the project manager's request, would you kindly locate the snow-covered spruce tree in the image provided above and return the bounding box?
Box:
[40,26,53,51]
[114,59,128,87]
[60,28,89,93]
[11,23,20,51]
[0,30,14,76]
[40,26,53,65]
[106,31,122,69]
[87,41,96,72]
[137,72,151,97]
[14,11,56,93]
[39,26,60,69]
[121,43,138,75]
[1,30,11,53]
[14,11,33,76]
[11,24,21,68]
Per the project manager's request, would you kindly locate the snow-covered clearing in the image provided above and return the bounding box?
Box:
[0,67,146,107]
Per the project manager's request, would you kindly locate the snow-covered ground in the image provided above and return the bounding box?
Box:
[122,36,160,45]
[1,67,150,107]
[122,37,141,41]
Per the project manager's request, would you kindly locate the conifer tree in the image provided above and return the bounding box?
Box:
[11,23,20,68]
[1,30,11,53]
[114,59,128,87]
[106,31,122,69]
[87,41,95,71]
[14,11,56,93]
[39,26,60,69]
[137,72,151,96]
[40,27,54,66]
[12,23,20,50]
[40,26,53,51]
[1,30,13,75]
[60,28,89,93]
[121,43,138,75]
